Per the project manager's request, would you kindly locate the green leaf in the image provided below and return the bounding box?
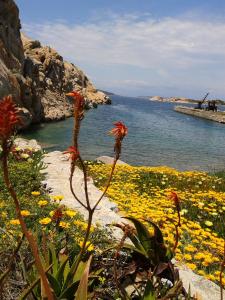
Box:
[124,217,154,256]
[143,280,156,300]
[59,281,79,300]
[47,273,61,296]
[122,243,148,257]
[62,255,79,290]
[166,247,174,260]
[56,256,69,287]
[76,255,92,300]
[73,261,87,282]
[146,220,164,244]
[49,244,58,276]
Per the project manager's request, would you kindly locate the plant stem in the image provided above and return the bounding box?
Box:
[93,158,118,210]
[1,146,55,300]
[79,155,90,209]
[72,210,93,275]
[69,162,87,209]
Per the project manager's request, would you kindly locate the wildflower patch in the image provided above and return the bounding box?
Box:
[89,164,225,284]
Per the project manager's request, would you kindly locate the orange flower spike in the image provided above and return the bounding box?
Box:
[169,191,181,212]
[51,207,63,223]
[63,146,79,161]
[110,121,128,140]
[110,121,128,159]
[66,91,84,111]
[0,96,21,141]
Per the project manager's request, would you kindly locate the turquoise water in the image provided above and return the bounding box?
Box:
[21,95,225,171]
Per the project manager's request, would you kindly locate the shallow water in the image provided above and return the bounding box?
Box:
[21,95,225,171]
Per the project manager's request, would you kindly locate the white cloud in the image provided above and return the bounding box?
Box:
[23,14,225,97]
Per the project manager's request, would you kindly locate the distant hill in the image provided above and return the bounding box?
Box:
[144,95,225,105]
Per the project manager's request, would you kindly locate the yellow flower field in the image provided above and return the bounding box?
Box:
[89,164,225,284]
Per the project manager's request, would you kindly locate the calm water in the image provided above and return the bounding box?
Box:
[21,95,225,171]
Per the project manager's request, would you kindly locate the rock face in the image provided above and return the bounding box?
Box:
[0,0,24,99]
[0,0,110,129]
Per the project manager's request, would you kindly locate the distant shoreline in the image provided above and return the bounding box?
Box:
[141,96,225,105]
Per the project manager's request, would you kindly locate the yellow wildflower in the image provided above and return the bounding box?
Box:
[65,210,77,218]
[183,254,192,261]
[21,210,31,217]
[39,217,51,225]
[59,221,70,229]
[186,263,197,270]
[53,195,64,201]
[79,241,94,251]
[10,219,20,225]
[204,221,213,227]
[38,200,48,207]
[31,191,40,196]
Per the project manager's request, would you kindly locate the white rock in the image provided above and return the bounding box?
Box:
[42,151,124,239]
[96,156,128,165]
[178,263,224,300]
[14,138,42,150]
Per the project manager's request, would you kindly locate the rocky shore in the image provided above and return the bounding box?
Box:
[0,0,110,130]
[149,95,197,104]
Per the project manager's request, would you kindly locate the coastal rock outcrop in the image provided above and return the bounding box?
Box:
[0,0,110,129]
[149,96,195,103]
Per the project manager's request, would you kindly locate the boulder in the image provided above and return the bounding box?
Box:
[96,156,128,165]
[14,138,42,151]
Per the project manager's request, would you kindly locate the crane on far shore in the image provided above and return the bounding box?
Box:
[195,93,217,111]
[195,92,210,110]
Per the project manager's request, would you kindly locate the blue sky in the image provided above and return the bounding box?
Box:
[16,0,225,98]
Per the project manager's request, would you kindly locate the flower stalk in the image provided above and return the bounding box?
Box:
[65,91,128,274]
[169,191,181,253]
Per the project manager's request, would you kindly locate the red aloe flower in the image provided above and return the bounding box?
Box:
[0,96,21,141]
[110,121,128,140]
[66,91,84,111]
[110,121,127,159]
[51,207,63,223]
[169,191,181,212]
[63,146,79,161]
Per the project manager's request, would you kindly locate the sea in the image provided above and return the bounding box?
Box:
[20,95,225,172]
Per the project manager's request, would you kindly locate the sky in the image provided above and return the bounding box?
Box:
[15,0,225,98]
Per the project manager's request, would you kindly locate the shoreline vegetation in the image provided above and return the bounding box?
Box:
[0,137,224,298]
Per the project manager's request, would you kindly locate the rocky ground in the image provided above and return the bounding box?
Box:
[0,0,110,130]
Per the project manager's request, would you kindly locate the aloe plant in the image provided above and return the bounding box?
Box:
[19,244,93,300]
[111,217,194,299]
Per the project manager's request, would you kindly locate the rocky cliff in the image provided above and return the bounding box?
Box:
[0,0,110,129]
